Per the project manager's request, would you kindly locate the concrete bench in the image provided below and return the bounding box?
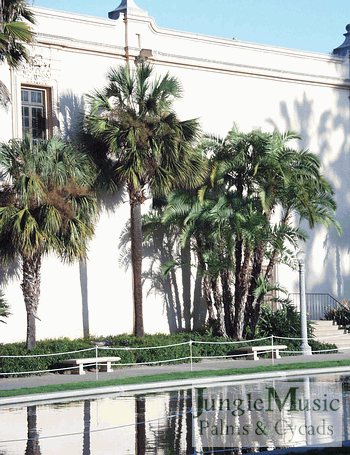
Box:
[62,357,121,375]
[236,345,287,361]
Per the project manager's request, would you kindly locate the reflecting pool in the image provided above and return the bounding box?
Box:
[1,372,350,454]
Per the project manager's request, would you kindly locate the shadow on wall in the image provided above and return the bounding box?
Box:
[0,259,20,288]
[118,215,206,333]
[59,90,126,337]
[59,90,85,141]
[266,83,350,301]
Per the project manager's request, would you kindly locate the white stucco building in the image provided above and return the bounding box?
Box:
[0,0,349,343]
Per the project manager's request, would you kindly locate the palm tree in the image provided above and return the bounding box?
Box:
[200,128,341,339]
[0,136,97,349]
[0,0,35,106]
[82,62,203,338]
[161,127,341,340]
[0,0,35,67]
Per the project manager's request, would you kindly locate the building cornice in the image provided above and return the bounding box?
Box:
[31,6,116,27]
[33,32,350,90]
[32,6,344,65]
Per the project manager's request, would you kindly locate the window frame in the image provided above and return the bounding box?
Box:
[21,85,53,142]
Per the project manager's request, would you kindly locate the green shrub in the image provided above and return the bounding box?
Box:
[0,329,337,376]
[256,303,336,356]
[324,300,350,326]
[257,302,314,339]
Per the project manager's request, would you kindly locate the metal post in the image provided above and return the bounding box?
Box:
[189,340,193,372]
[95,345,99,381]
[271,335,274,365]
[298,252,312,356]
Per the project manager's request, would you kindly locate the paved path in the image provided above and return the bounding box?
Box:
[1,351,350,391]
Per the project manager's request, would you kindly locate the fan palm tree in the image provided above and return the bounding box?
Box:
[0,136,97,349]
[0,0,35,106]
[0,0,35,67]
[82,62,203,338]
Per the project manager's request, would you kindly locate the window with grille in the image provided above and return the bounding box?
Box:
[21,88,47,143]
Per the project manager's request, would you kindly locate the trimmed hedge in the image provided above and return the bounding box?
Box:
[0,332,337,376]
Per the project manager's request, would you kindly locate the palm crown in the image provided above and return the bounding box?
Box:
[0,0,35,68]
[83,63,204,338]
[0,136,97,348]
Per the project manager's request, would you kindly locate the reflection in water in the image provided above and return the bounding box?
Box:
[25,406,41,455]
[0,374,349,454]
[83,400,90,455]
[136,397,146,455]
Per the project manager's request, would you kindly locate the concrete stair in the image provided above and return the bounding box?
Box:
[312,320,350,351]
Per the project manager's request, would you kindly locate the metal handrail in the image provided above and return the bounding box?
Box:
[288,292,344,321]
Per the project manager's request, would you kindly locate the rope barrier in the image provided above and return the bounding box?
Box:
[192,336,272,345]
[0,364,95,376]
[112,356,191,367]
[101,341,190,351]
[1,331,349,377]
[0,347,95,359]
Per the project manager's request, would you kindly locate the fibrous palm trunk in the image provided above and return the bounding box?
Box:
[25,406,41,455]
[195,236,216,324]
[130,189,145,338]
[233,243,251,340]
[245,243,265,337]
[21,254,41,350]
[211,277,227,338]
[220,269,234,337]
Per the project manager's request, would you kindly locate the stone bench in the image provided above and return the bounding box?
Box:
[236,345,287,361]
[61,357,121,375]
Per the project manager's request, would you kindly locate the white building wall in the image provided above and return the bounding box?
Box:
[0,4,349,343]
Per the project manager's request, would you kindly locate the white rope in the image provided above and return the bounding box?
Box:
[192,336,272,345]
[101,341,189,351]
[0,364,94,376]
[272,335,303,340]
[2,333,350,377]
[111,356,191,367]
[192,353,246,360]
[0,347,95,359]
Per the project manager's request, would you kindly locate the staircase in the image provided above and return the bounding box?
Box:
[312,320,350,351]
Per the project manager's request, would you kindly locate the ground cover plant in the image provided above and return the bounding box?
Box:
[0,332,336,376]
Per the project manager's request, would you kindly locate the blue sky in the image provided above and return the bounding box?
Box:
[31,0,348,54]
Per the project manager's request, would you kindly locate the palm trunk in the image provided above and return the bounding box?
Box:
[233,243,251,339]
[25,406,41,455]
[135,397,146,455]
[245,243,265,337]
[211,277,227,338]
[130,194,144,338]
[83,400,91,455]
[220,269,234,337]
[21,254,41,350]
[181,240,192,331]
[196,236,216,324]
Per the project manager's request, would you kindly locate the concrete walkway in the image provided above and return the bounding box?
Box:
[1,351,350,392]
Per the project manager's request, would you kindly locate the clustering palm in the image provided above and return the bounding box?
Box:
[83,63,203,337]
[0,136,97,349]
[162,127,341,339]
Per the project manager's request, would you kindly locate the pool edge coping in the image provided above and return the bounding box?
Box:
[2,364,350,407]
